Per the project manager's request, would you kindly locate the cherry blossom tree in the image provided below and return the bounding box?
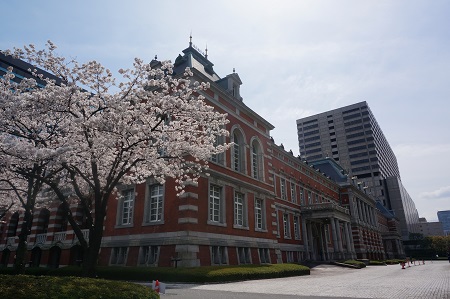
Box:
[0,42,229,276]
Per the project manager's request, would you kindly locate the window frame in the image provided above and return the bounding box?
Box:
[290,182,296,203]
[254,198,266,231]
[208,183,226,226]
[117,189,135,227]
[231,128,246,174]
[280,178,287,200]
[145,184,164,224]
[283,213,291,239]
[211,246,228,265]
[139,245,159,266]
[259,248,271,264]
[293,215,301,240]
[110,247,128,265]
[233,191,248,229]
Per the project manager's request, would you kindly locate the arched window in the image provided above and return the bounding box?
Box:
[55,204,68,232]
[211,135,225,165]
[7,212,19,237]
[37,209,50,234]
[251,139,263,180]
[231,129,245,173]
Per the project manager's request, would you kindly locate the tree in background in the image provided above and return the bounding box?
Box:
[0,42,229,276]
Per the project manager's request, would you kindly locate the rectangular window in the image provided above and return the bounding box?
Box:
[237,247,251,264]
[111,247,128,265]
[286,251,294,263]
[121,189,134,225]
[209,185,222,223]
[254,198,265,230]
[259,248,270,264]
[233,142,240,171]
[300,188,304,205]
[280,178,286,200]
[139,245,159,265]
[283,214,291,238]
[147,185,163,222]
[294,216,300,240]
[290,183,296,203]
[211,246,227,265]
[308,191,312,205]
[234,192,245,227]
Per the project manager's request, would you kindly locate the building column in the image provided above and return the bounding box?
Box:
[330,217,339,259]
[307,221,316,260]
[357,200,364,222]
[344,222,353,259]
[301,218,310,260]
[324,225,330,260]
[364,204,369,225]
[349,197,356,220]
[335,218,344,259]
[319,224,326,261]
[371,208,377,227]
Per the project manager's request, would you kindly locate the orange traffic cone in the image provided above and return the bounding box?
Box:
[154,280,160,294]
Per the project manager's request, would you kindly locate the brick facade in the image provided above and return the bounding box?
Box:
[0,45,404,269]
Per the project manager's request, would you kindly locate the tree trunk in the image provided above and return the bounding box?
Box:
[81,213,105,277]
[14,210,32,274]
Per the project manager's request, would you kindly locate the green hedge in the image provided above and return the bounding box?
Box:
[0,274,158,299]
[0,263,310,283]
[368,260,386,266]
[90,263,309,282]
[341,260,366,268]
[384,259,406,265]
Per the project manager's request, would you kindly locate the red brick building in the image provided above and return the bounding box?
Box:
[0,43,404,268]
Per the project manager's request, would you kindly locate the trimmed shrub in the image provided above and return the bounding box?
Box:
[368,260,386,266]
[341,260,366,268]
[0,274,158,299]
[384,259,406,265]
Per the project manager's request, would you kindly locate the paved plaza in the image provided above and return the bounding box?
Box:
[161,261,449,299]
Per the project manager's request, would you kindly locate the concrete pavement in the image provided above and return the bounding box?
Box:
[161,260,449,298]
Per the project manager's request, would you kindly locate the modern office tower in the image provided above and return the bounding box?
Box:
[437,210,450,236]
[297,101,420,239]
[384,176,420,239]
[296,101,399,208]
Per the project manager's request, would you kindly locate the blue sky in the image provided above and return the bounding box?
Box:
[2,0,450,221]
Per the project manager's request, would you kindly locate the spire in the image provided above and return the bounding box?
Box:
[205,44,208,60]
[189,32,192,47]
[233,68,235,73]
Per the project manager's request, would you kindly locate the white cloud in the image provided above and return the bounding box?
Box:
[420,186,450,199]
[393,143,450,158]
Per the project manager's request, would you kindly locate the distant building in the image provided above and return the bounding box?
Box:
[437,210,450,236]
[418,218,444,237]
[296,102,420,240]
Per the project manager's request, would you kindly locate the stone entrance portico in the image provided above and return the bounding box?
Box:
[301,202,356,261]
